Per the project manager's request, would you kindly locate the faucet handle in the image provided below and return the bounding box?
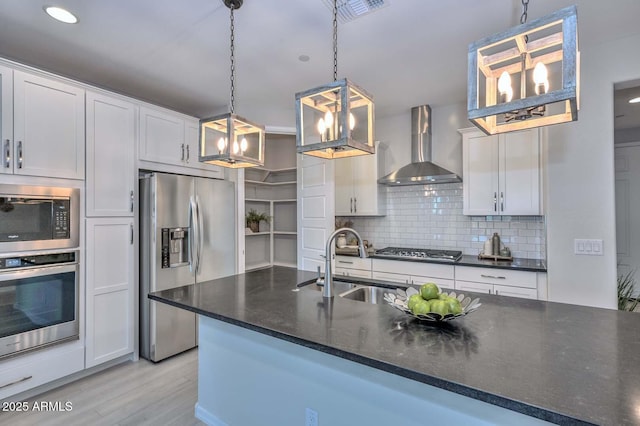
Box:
[316,266,324,286]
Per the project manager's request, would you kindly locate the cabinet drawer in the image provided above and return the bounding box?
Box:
[455,266,537,288]
[335,267,372,279]
[372,271,410,284]
[454,281,493,295]
[372,258,454,280]
[410,276,455,292]
[0,343,84,399]
[493,284,538,299]
[335,256,372,271]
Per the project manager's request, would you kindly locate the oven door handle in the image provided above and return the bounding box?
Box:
[0,262,78,282]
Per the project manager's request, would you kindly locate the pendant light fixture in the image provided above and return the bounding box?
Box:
[295,0,375,159]
[467,2,579,135]
[199,0,265,168]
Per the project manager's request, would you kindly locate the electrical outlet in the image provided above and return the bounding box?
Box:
[305,408,318,426]
[574,239,603,255]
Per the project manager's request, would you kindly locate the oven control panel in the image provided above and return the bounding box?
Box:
[0,251,76,270]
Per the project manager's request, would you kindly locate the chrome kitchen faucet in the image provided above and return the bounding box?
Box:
[320,228,367,298]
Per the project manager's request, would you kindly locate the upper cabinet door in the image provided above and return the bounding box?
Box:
[500,129,541,215]
[139,106,185,166]
[13,71,85,179]
[463,132,499,215]
[0,65,13,175]
[86,92,136,217]
[334,157,354,215]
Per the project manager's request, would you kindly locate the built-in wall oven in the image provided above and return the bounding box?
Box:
[0,251,79,359]
[0,184,79,252]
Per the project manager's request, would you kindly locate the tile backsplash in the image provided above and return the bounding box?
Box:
[341,183,546,260]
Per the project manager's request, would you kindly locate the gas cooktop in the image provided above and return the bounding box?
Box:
[374,247,463,262]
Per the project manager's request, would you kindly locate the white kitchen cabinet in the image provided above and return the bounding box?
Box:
[454,265,540,300]
[12,70,85,179]
[371,258,455,290]
[334,255,372,278]
[461,127,541,215]
[139,105,222,175]
[85,218,135,368]
[0,65,13,175]
[86,92,136,217]
[335,141,385,216]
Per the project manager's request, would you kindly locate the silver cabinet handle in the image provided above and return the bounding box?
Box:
[500,192,504,212]
[354,197,357,213]
[493,192,497,212]
[130,190,134,213]
[338,260,353,265]
[186,144,190,162]
[0,375,32,390]
[481,274,506,279]
[130,223,134,245]
[4,139,9,168]
[495,289,499,295]
[181,143,185,161]
[17,141,23,169]
[350,197,353,213]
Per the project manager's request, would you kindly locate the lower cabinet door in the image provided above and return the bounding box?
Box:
[493,284,538,299]
[85,217,135,368]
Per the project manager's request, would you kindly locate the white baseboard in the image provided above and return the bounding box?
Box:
[195,402,228,426]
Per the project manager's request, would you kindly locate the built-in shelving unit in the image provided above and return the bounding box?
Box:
[244,134,297,271]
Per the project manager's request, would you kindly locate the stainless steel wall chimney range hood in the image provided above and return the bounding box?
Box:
[378,105,461,186]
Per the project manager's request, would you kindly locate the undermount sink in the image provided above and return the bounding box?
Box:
[339,286,388,304]
[296,277,399,305]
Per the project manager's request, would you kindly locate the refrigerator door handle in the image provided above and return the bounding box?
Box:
[188,197,198,273]
[196,195,204,274]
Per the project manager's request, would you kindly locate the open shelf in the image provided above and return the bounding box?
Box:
[244,133,298,271]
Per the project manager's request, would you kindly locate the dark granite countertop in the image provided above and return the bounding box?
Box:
[150,266,638,425]
[338,252,547,272]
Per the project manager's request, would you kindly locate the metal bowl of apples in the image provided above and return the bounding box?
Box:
[384,283,481,322]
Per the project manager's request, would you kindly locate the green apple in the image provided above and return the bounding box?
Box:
[407,294,424,310]
[420,283,440,300]
[429,300,450,316]
[412,300,431,315]
[438,292,449,300]
[446,297,462,315]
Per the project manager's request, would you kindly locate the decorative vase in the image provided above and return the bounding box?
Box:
[248,221,260,233]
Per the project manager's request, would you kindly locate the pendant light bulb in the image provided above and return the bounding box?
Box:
[240,137,248,152]
[533,62,549,95]
[232,140,239,154]
[217,137,227,152]
[349,113,356,131]
[324,111,334,128]
[317,118,326,136]
[498,71,513,102]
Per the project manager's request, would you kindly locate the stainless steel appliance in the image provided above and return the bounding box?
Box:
[378,105,462,185]
[0,251,79,359]
[139,172,236,362]
[375,247,463,262]
[0,184,79,252]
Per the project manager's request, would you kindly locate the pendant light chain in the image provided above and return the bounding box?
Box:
[229,4,236,114]
[332,0,338,82]
[520,0,529,24]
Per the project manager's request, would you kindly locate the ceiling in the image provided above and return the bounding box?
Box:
[1,0,640,125]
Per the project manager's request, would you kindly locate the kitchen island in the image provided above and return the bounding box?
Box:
[150,266,640,425]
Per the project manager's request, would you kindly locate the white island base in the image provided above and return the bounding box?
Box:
[195,316,550,426]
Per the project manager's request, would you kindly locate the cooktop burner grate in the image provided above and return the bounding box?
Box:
[374,247,462,262]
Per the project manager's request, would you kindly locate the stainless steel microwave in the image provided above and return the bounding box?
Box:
[0,184,79,252]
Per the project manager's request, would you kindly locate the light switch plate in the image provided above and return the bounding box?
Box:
[574,239,603,255]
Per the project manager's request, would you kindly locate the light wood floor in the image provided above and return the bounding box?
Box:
[0,349,204,426]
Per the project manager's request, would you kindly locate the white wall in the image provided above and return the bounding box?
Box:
[545,33,640,308]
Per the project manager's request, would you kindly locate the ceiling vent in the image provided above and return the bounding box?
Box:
[321,0,389,23]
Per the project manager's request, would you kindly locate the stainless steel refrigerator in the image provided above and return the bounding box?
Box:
[139,172,236,362]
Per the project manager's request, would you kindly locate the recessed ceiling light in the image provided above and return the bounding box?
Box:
[629,97,640,104]
[44,6,78,24]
